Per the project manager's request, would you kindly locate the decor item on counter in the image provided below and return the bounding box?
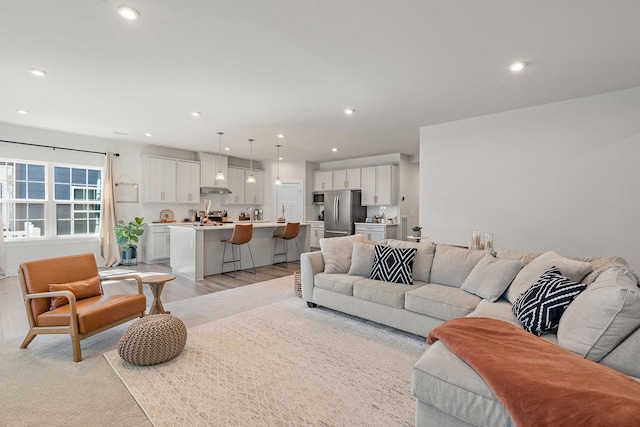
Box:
[274,144,282,185]
[215,132,225,181]
[472,229,482,250]
[114,217,145,265]
[412,226,422,237]
[246,138,256,183]
[159,209,174,222]
[484,233,494,250]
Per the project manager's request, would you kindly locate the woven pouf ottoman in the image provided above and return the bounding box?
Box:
[118,314,187,366]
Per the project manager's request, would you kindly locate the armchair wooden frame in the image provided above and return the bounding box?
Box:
[18,254,146,362]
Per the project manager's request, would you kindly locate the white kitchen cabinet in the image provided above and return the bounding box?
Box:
[198,152,228,188]
[224,167,264,205]
[309,221,325,249]
[360,164,398,206]
[354,223,397,241]
[144,156,177,202]
[313,170,333,191]
[245,169,264,205]
[224,167,246,204]
[176,160,201,203]
[333,168,361,190]
[141,224,171,263]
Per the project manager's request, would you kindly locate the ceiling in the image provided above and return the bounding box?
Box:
[2,1,640,163]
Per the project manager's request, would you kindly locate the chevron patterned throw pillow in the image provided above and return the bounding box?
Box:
[512,266,587,336]
[369,245,417,285]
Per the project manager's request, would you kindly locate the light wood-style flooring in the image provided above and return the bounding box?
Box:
[0,262,299,342]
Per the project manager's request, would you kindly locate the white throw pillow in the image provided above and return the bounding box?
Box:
[461,254,524,302]
[320,234,364,274]
[430,244,487,288]
[557,268,640,362]
[348,242,375,277]
[505,250,592,303]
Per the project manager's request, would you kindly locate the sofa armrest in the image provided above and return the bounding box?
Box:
[301,251,325,302]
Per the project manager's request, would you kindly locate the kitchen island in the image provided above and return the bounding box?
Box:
[169,222,310,281]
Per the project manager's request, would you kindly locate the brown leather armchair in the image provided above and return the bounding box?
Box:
[18,253,146,362]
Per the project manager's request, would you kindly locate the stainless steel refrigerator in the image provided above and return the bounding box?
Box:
[324,190,367,238]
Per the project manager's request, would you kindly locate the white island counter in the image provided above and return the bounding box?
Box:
[169,222,310,281]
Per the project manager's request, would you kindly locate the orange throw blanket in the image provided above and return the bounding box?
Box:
[427,317,640,427]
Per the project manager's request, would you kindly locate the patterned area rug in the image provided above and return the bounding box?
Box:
[104,298,426,426]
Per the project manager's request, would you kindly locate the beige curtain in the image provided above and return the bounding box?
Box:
[0,212,6,278]
[99,152,121,267]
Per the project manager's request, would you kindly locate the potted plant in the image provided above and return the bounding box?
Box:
[412,226,422,237]
[114,217,145,263]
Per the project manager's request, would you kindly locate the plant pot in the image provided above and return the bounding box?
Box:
[412,231,421,238]
[121,247,137,266]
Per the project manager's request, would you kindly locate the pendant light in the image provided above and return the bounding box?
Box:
[215,132,225,181]
[246,139,256,183]
[274,144,282,185]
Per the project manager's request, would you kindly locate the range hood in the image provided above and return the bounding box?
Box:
[200,186,232,194]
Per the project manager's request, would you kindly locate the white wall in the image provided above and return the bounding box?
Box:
[420,87,640,273]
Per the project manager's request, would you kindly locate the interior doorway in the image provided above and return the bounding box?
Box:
[275,181,303,222]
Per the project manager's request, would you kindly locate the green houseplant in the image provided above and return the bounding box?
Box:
[114,217,144,262]
[412,225,422,238]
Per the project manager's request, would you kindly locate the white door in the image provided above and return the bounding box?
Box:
[276,182,303,222]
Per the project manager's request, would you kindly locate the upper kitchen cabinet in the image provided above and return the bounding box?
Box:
[198,152,228,188]
[313,170,333,191]
[225,167,246,204]
[333,168,361,190]
[245,169,264,205]
[225,167,265,205]
[176,160,201,203]
[144,156,177,202]
[361,164,398,206]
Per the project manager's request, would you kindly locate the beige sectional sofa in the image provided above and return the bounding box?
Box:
[300,234,640,427]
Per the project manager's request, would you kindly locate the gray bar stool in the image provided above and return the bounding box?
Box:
[221,224,256,277]
[272,222,301,268]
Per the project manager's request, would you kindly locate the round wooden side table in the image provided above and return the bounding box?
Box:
[141,273,176,315]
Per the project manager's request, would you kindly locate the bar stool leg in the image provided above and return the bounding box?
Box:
[247,243,256,274]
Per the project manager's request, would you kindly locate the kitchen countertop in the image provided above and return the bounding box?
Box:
[354,222,398,226]
[168,221,308,230]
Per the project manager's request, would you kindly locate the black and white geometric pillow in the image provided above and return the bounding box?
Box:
[512,266,587,336]
[369,245,417,285]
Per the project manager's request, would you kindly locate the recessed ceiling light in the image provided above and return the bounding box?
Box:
[29,68,47,77]
[332,148,338,152]
[145,132,153,137]
[16,109,29,115]
[117,5,140,20]
[344,108,355,115]
[224,147,230,151]
[279,156,283,161]
[278,134,285,138]
[509,61,527,72]
[191,111,201,117]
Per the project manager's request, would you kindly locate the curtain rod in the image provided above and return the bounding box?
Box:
[0,139,120,157]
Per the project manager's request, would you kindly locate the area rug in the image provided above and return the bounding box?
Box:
[104,298,426,426]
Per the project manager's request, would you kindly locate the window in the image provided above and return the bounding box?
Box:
[0,159,102,240]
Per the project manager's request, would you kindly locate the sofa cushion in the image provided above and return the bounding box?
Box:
[347,242,375,277]
[49,276,103,310]
[467,299,522,327]
[411,341,511,427]
[319,234,364,274]
[369,245,417,285]
[558,268,640,362]
[461,254,524,302]
[405,284,481,321]
[495,248,540,265]
[430,245,486,288]
[512,266,587,336]
[506,250,592,303]
[353,278,424,309]
[314,273,361,296]
[384,240,436,283]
